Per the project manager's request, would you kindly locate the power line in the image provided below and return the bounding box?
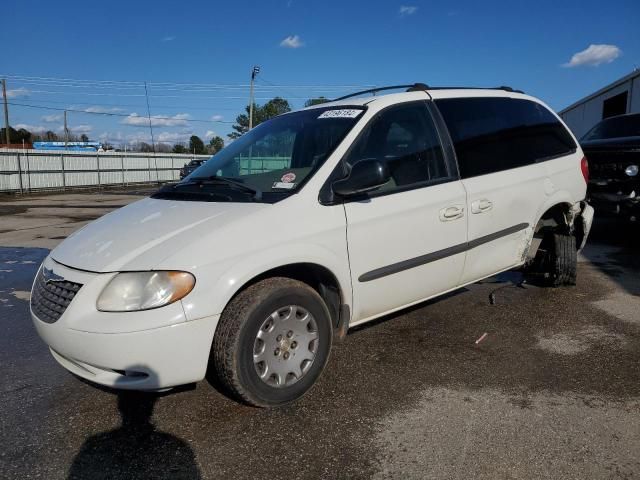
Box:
[7,102,235,124]
[1,74,376,91]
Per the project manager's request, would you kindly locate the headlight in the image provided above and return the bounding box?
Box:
[625,165,638,177]
[97,271,195,312]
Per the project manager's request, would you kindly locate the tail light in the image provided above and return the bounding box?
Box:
[580,156,589,183]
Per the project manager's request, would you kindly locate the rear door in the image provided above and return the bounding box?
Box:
[434,96,578,284]
[341,101,467,324]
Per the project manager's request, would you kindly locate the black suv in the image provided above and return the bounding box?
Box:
[581,113,640,221]
[179,159,205,180]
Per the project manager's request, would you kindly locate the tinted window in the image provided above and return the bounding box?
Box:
[582,113,640,141]
[436,98,576,179]
[344,102,449,193]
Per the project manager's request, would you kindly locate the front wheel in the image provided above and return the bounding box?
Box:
[211,277,333,407]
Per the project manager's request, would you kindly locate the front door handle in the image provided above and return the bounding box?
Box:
[439,205,464,221]
[471,199,493,214]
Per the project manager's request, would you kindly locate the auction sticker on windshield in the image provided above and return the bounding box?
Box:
[281,172,296,183]
[317,109,362,119]
[272,182,296,189]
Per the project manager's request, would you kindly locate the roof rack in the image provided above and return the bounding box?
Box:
[427,85,525,94]
[332,83,523,101]
[332,84,425,101]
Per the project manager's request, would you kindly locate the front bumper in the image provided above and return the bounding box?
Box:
[30,258,220,390]
[588,179,640,219]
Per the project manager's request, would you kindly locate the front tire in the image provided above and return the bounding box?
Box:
[211,277,333,407]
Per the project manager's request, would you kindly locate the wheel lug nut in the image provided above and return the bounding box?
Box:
[283,352,290,360]
[291,341,297,349]
[286,331,293,338]
[276,335,283,342]
[274,348,280,356]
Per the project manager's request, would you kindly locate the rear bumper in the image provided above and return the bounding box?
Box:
[575,201,594,251]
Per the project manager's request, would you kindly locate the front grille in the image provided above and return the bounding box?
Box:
[31,269,83,324]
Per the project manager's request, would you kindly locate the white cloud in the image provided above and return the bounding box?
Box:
[42,114,62,123]
[121,113,190,127]
[5,88,30,99]
[205,130,217,139]
[563,44,621,68]
[210,114,224,121]
[399,5,418,16]
[70,124,93,134]
[280,35,304,48]
[80,106,124,114]
[52,124,93,135]
[14,123,46,132]
[157,131,194,144]
[162,36,176,42]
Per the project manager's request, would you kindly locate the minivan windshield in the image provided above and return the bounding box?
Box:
[582,113,640,141]
[158,106,365,203]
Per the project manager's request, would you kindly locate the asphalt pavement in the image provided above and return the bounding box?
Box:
[1,191,639,479]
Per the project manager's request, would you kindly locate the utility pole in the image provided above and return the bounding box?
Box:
[143,82,156,153]
[64,110,69,149]
[143,81,159,182]
[2,79,10,146]
[248,65,260,131]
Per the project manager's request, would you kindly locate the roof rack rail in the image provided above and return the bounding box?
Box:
[332,83,524,101]
[332,83,429,101]
[427,85,525,94]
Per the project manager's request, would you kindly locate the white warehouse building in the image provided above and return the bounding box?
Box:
[559,69,640,140]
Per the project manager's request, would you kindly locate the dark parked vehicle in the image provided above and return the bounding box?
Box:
[581,113,640,221]
[179,159,205,179]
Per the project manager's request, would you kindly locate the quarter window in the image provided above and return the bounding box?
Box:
[436,97,576,179]
[344,102,449,193]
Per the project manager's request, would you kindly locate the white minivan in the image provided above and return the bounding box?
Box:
[31,84,593,407]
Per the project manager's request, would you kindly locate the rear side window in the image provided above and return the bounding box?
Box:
[436,97,576,179]
[344,102,449,193]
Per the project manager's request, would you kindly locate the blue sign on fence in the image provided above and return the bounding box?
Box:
[33,142,101,151]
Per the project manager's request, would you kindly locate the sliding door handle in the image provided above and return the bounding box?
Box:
[471,199,493,214]
[439,205,464,221]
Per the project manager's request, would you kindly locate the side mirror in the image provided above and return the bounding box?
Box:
[332,159,390,197]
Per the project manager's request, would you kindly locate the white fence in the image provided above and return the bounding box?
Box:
[0,149,210,193]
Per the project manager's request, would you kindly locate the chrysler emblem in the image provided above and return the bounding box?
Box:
[42,267,64,284]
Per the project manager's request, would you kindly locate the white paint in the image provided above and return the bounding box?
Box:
[10,290,31,301]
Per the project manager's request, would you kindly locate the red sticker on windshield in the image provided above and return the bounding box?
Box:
[281,172,296,183]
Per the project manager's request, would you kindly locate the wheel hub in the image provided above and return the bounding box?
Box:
[253,305,319,388]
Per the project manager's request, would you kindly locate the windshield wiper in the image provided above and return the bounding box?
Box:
[178,176,262,201]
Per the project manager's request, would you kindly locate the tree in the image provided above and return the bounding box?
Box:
[137,142,153,152]
[229,97,291,139]
[189,135,206,154]
[80,134,89,142]
[0,126,32,144]
[304,97,329,107]
[208,135,224,154]
[173,144,187,154]
[45,131,58,141]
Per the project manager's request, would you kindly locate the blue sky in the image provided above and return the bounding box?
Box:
[2,0,639,147]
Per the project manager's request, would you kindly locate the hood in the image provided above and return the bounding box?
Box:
[51,198,268,272]
[581,136,640,152]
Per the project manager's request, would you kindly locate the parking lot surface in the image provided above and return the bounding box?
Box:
[1,191,639,479]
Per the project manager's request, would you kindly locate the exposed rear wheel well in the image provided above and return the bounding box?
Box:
[234,264,343,329]
[525,203,574,264]
[534,203,573,236]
